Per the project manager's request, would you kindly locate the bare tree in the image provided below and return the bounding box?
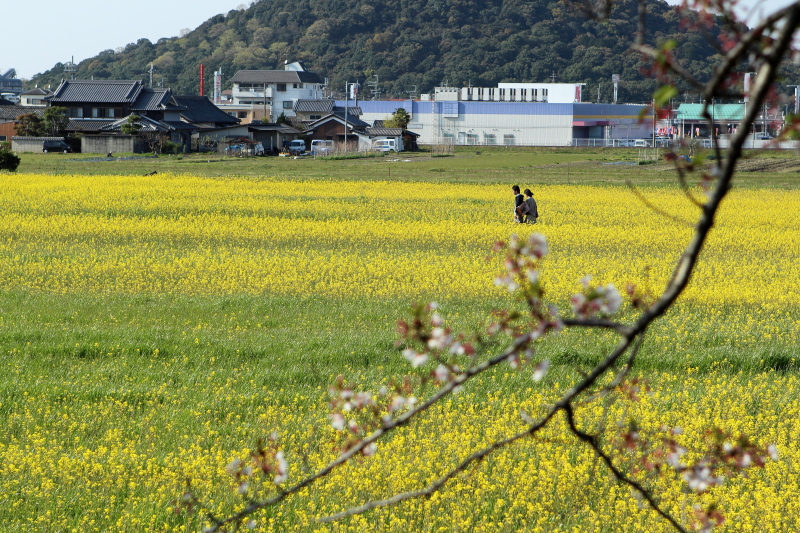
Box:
[178,0,798,531]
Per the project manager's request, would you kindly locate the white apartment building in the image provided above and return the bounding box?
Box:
[229,61,324,119]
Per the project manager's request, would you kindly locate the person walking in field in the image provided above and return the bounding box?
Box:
[523,188,538,224]
[512,185,524,223]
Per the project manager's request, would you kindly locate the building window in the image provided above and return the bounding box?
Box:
[91,108,115,118]
[282,101,293,109]
[466,133,478,145]
[277,83,286,92]
[542,88,548,102]
[484,133,496,145]
[309,114,321,120]
[504,134,515,146]
[0,135,6,142]
[237,111,248,118]
[67,108,83,118]
[293,83,299,89]
[228,112,237,117]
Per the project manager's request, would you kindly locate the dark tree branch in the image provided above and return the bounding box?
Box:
[563,404,688,533]
[199,4,800,533]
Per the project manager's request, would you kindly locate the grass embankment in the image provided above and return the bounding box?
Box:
[0,151,798,531]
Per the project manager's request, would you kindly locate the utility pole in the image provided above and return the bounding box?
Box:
[787,85,799,115]
[149,63,154,88]
[367,75,381,100]
[64,56,76,79]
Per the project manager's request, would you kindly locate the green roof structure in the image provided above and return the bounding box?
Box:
[676,104,745,121]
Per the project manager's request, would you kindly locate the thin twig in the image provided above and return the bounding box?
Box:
[626,182,695,227]
[564,404,688,533]
[203,5,800,531]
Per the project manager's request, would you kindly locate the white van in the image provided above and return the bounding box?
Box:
[633,139,650,147]
[287,139,306,155]
[311,140,334,155]
[372,138,401,152]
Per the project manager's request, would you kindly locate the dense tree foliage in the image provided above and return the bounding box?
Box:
[0,149,21,172]
[43,107,69,136]
[27,0,780,102]
[14,114,44,137]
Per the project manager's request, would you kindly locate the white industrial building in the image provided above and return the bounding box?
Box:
[430,83,585,104]
[339,96,651,146]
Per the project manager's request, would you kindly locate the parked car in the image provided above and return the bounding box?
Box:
[287,139,306,155]
[372,139,401,152]
[654,136,671,147]
[42,140,72,153]
[756,133,774,140]
[310,140,334,155]
[633,139,650,148]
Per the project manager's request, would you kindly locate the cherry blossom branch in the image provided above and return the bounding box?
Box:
[202,331,537,532]
[195,5,798,533]
[312,12,799,527]
[319,332,681,526]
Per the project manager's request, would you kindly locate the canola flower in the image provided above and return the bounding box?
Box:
[0,173,796,307]
[0,172,798,531]
[1,368,799,532]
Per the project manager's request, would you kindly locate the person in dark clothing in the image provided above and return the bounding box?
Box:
[512,185,524,223]
[523,189,539,224]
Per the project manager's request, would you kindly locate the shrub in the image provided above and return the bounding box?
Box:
[0,149,21,172]
[162,141,183,155]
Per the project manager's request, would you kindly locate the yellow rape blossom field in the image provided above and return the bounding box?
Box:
[0,169,799,532]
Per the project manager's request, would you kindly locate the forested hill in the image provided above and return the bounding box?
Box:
[31,0,733,103]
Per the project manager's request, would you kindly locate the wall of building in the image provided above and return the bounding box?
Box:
[348,100,650,146]
[0,122,17,142]
[82,135,139,154]
[11,136,66,152]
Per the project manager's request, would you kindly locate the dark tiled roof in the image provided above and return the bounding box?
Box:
[100,115,173,132]
[294,99,335,113]
[366,127,404,136]
[372,119,385,127]
[21,88,52,96]
[333,106,362,116]
[305,113,370,131]
[162,120,197,131]
[0,106,44,120]
[131,89,176,111]
[231,70,323,85]
[47,80,144,104]
[248,123,301,134]
[172,95,240,125]
[331,111,369,128]
[66,119,117,132]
